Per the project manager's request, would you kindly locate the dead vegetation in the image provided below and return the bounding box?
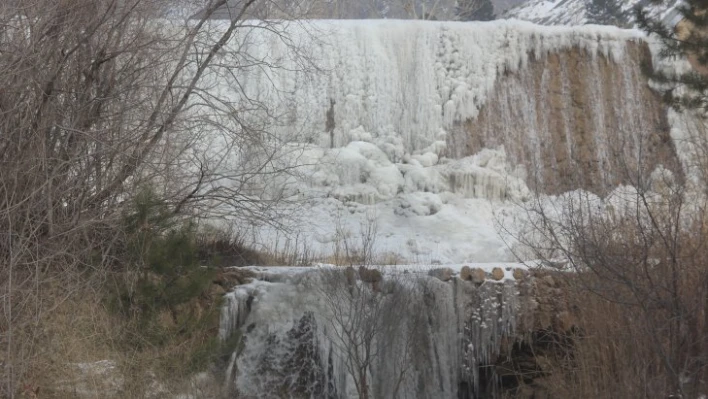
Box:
[511,104,708,397]
[0,0,316,397]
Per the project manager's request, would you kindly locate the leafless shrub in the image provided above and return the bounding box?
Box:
[331,210,379,267]
[0,0,318,396]
[508,115,708,397]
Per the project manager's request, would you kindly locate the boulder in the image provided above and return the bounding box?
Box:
[460,266,472,281]
[491,267,505,281]
[470,268,486,284]
[513,268,527,280]
[428,267,454,282]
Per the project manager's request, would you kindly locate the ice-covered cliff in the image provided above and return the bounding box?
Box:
[230,20,645,154]
[451,42,679,194]
[205,19,685,263]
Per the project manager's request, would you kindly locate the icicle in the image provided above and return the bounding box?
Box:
[205,20,639,153]
[218,288,254,341]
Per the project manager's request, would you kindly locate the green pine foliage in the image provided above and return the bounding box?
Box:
[635,1,708,112]
[101,188,246,378]
[110,189,217,344]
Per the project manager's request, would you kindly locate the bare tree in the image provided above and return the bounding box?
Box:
[332,209,379,266]
[0,0,317,396]
[316,268,421,398]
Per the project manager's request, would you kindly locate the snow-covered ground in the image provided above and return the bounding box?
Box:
[246,146,531,264]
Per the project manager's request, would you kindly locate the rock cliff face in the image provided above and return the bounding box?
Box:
[208,19,706,398]
[449,43,681,194]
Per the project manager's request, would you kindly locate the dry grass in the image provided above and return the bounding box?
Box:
[536,267,708,399]
[16,281,227,399]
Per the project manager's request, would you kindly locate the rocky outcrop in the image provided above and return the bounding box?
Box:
[357,266,383,283]
[491,267,505,281]
[469,267,488,284]
[213,267,256,288]
[429,267,454,281]
[676,18,708,76]
[449,43,683,195]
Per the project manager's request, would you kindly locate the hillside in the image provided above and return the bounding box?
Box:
[505,0,684,27]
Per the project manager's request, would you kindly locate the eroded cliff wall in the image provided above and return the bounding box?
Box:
[449,43,681,194]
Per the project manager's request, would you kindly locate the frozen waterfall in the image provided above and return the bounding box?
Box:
[219,266,530,398]
[206,18,702,398]
[218,20,646,157]
[196,19,690,263]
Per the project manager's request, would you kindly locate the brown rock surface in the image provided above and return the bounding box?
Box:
[214,267,256,288]
[513,268,527,280]
[209,283,226,296]
[429,267,454,281]
[460,266,472,281]
[676,18,708,76]
[470,268,486,284]
[491,267,505,281]
[448,42,684,196]
[358,266,382,283]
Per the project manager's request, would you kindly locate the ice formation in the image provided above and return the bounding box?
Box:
[195,19,681,263]
[220,19,641,150]
[220,265,527,398]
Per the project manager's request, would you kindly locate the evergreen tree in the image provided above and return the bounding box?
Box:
[586,0,626,25]
[457,0,495,21]
[636,0,708,112]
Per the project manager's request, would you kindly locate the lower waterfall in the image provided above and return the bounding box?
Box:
[219,266,531,398]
